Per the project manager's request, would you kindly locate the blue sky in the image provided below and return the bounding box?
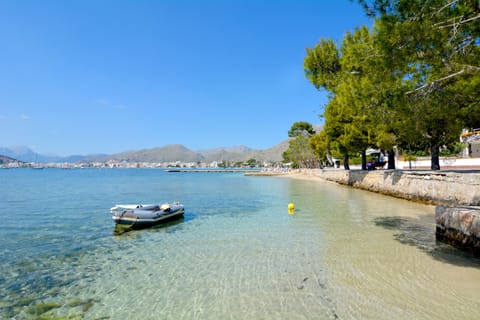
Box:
[0,0,371,156]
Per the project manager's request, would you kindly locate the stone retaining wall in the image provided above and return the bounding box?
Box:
[305,169,480,206]
[296,169,480,254]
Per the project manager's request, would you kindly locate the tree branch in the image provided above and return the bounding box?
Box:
[435,14,480,29]
[406,69,465,95]
[434,1,458,16]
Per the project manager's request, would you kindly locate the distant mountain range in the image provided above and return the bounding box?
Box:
[0,141,289,164]
[0,154,23,165]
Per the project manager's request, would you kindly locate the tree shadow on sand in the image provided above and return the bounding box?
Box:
[374,216,480,268]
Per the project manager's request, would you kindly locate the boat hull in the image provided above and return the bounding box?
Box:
[112,204,184,230]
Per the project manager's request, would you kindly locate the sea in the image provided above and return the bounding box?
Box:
[1,168,480,319]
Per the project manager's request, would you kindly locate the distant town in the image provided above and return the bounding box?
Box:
[0,157,282,170]
[0,143,288,169]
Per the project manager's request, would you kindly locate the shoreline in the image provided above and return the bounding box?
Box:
[248,168,480,255]
[249,168,480,206]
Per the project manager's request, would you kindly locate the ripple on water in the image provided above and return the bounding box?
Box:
[2,170,480,319]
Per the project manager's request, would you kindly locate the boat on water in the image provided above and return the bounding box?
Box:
[110,202,185,230]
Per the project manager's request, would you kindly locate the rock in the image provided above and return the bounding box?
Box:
[435,206,480,255]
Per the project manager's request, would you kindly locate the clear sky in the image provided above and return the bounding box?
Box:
[0,0,371,156]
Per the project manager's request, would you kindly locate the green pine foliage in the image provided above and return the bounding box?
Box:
[304,0,480,170]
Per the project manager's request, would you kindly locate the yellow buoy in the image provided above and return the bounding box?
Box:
[288,202,295,214]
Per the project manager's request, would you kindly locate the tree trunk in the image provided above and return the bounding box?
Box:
[361,149,367,170]
[431,143,441,170]
[343,153,350,170]
[387,149,395,169]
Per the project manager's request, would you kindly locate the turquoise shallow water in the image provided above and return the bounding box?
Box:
[1,168,480,319]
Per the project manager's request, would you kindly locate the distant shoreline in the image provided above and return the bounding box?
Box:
[165,169,260,173]
[248,168,480,207]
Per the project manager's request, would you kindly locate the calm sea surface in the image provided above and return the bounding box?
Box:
[1,168,479,319]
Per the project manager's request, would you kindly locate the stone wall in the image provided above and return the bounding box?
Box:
[435,206,480,255]
[299,169,480,255]
[307,169,480,206]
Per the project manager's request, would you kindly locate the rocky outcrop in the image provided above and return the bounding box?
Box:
[435,206,480,255]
